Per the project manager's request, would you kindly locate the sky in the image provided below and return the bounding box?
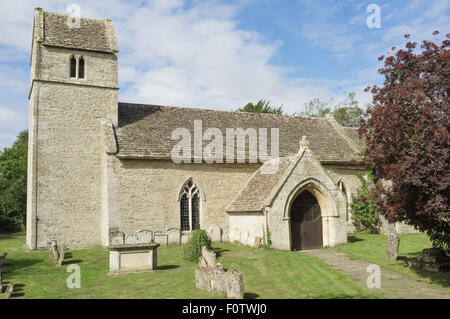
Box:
[0,0,449,150]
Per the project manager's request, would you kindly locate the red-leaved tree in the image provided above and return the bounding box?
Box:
[360,32,449,249]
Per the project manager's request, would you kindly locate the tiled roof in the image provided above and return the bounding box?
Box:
[226,156,296,212]
[342,127,365,151]
[116,103,362,163]
[42,11,117,52]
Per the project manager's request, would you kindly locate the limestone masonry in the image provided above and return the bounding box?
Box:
[26,8,417,251]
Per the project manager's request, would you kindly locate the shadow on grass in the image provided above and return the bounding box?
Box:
[347,235,365,243]
[157,265,180,270]
[7,257,42,273]
[62,259,83,265]
[244,292,259,299]
[212,248,229,258]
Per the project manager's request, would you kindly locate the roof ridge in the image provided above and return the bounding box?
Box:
[43,9,111,23]
[118,102,328,121]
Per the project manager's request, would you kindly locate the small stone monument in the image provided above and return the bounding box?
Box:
[107,231,160,274]
[386,224,400,261]
[194,246,244,299]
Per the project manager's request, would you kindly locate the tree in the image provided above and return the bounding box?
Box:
[238,99,284,114]
[350,173,381,234]
[360,32,449,249]
[0,130,28,232]
[298,98,332,118]
[297,92,363,127]
[333,93,363,127]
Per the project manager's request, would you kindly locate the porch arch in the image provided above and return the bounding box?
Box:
[283,178,339,248]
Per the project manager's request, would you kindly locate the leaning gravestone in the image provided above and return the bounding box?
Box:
[58,243,66,267]
[386,224,400,261]
[51,240,59,260]
[4,283,13,298]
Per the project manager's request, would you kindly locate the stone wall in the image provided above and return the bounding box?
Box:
[104,159,258,246]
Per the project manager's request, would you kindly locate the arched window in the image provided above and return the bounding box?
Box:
[178,179,203,231]
[70,56,77,78]
[78,56,85,79]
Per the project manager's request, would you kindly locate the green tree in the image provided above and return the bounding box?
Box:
[332,92,363,127]
[297,92,363,127]
[238,99,284,114]
[297,98,332,118]
[350,173,381,234]
[0,130,28,232]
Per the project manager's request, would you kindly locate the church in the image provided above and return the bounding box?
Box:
[26,8,368,251]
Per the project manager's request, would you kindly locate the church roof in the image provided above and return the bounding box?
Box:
[116,103,363,163]
[41,10,118,52]
[342,127,365,150]
[226,156,296,212]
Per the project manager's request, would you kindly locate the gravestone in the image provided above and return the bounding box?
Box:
[4,283,13,298]
[195,267,212,292]
[225,269,244,299]
[109,231,125,246]
[125,232,140,245]
[137,230,153,244]
[253,236,262,248]
[208,225,223,242]
[154,232,169,246]
[51,240,59,260]
[211,267,227,295]
[201,246,217,268]
[181,233,191,245]
[194,246,244,299]
[386,224,400,261]
[167,228,181,245]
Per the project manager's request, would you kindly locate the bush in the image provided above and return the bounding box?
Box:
[182,229,211,262]
[351,173,381,234]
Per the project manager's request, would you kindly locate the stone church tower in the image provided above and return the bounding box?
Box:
[27,8,119,249]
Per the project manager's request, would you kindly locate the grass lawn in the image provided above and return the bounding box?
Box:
[0,233,382,299]
[335,233,449,290]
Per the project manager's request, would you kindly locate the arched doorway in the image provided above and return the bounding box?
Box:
[290,190,323,250]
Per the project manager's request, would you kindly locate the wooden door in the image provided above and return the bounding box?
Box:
[290,191,323,250]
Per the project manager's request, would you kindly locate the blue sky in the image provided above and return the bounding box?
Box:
[0,0,449,150]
